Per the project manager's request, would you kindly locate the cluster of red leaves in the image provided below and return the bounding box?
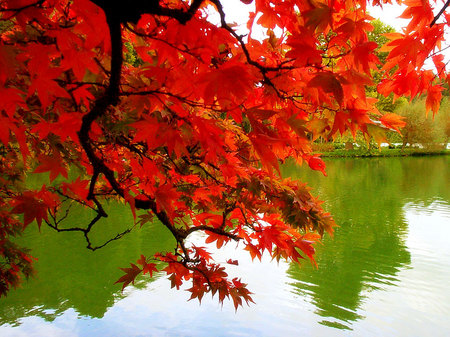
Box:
[0,151,36,296]
[0,0,447,307]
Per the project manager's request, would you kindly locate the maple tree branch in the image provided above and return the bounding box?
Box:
[0,0,44,13]
[210,0,290,99]
[91,0,205,24]
[431,0,450,27]
[75,1,244,258]
[212,0,293,73]
[124,22,205,63]
[186,226,241,242]
[76,16,151,212]
[46,212,134,251]
[237,205,256,230]
[86,227,133,251]
[120,89,221,111]
[52,190,97,212]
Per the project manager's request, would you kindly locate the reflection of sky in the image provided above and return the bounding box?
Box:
[0,309,79,337]
[0,248,327,337]
[3,200,448,337]
[351,200,450,337]
[404,199,450,259]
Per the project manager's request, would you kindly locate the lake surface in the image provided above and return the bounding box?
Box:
[0,156,449,336]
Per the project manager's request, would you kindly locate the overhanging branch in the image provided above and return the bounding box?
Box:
[431,0,450,27]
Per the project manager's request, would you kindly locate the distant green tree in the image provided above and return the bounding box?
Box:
[397,98,450,148]
[367,19,407,113]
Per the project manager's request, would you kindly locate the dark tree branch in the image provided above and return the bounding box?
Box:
[46,212,133,251]
[91,0,205,24]
[72,1,238,257]
[0,0,44,12]
[431,0,450,27]
[74,10,178,237]
[186,226,241,241]
[209,0,293,100]
[125,22,205,62]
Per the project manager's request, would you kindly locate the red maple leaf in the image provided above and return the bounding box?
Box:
[34,154,68,182]
[115,263,142,291]
[11,189,57,229]
[426,85,443,116]
[308,72,344,105]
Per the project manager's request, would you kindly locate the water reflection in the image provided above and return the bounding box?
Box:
[0,204,175,325]
[282,156,449,329]
[0,156,449,335]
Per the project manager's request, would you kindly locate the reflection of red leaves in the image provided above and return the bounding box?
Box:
[115,263,142,291]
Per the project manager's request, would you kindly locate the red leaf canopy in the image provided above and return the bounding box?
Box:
[0,0,447,306]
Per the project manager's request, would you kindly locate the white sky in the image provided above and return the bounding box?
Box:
[217,1,442,35]
[214,1,449,70]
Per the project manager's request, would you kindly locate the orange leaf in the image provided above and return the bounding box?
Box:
[249,133,280,175]
[426,85,443,116]
[380,113,406,133]
[304,5,333,33]
[137,255,158,277]
[244,243,262,261]
[196,62,255,106]
[308,72,344,105]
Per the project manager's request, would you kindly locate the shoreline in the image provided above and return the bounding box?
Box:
[316,147,450,158]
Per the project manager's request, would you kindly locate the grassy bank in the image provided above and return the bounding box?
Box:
[316,147,450,158]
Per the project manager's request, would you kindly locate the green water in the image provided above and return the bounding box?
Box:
[0,156,449,336]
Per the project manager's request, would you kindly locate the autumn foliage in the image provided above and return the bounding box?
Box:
[0,0,447,308]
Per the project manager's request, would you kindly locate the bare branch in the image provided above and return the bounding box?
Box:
[431,0,450,27]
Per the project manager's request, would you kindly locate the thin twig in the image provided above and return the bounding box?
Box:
[431,0,450,27]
